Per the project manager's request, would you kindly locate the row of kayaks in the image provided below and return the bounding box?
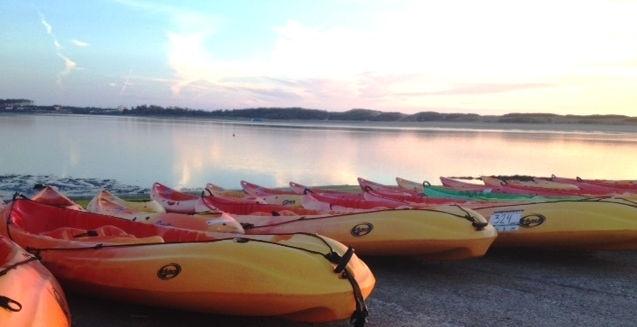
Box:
[1,174,637,326]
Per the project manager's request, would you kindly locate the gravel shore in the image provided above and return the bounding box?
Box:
[70,248,637,327]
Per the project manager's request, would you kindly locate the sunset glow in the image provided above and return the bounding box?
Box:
[2,0,636,115]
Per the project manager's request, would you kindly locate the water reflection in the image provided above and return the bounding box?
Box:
[0,113,635,189]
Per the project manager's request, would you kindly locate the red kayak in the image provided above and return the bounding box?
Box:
[358,178,464,205]
[241,180,290,196]
[201,192,320,216]
[151,182,207,214]
[440,177,584,196]
[31,186,84,211]
[546,175,637,193]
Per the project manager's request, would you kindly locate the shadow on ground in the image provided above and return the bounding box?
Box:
[70,249,637,327]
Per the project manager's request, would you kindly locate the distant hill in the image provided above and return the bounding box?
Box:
[2,98,636,125]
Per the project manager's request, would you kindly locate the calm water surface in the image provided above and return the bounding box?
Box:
[1,114,636,189]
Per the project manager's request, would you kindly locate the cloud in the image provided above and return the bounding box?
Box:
[38,11,78,86]
[120,68,133,95]
[396,83,553,97]
[116,0,637,114]
[70,39,90,47]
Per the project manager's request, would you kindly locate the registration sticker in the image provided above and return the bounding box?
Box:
[490,210,523,232]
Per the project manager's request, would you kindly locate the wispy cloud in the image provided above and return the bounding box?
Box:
[70,39,90,47]
[395,83,553,97]
[120,68,133,95]
[38,11,78,86]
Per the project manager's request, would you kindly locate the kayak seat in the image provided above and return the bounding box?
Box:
[40,227,86,240]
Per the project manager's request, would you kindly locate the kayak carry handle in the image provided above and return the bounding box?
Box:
[0,295,22,312]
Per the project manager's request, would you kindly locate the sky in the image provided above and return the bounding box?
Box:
[1,0,636,115]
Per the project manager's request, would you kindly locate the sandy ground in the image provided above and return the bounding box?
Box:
[69,248,637,327]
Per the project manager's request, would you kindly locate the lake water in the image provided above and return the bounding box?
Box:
[1,113,636,190]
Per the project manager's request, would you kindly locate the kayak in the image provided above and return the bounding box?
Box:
[1,197,374,324]
[423,185,560,202]
[150,182,207,214]
[239,181,304,206]
[88,189,165,213]
[481,176,580,191]
[87,189,498,259]
[542,175,627,193]
[31,186,84,211]
[395,177,427,193]
[440,177,582,196]
[201,191,320,216]
[235,206,497,259]
[361,191,637,250]
[200,191,498,259]
[208,183,296,207]
[548,176,637,191]
[87,189,244,233]
[480,176,637,198]
[358,178,457,205]
[377,177,536,202]
[0,235,71,327]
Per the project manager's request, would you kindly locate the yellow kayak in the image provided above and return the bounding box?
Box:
[92,189,498,260]
[2,198,374,324]
[235,206,498,260]
[471,199,637,250]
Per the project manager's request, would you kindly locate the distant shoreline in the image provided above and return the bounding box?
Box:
[3,111,637,135]
[2,98,637,132]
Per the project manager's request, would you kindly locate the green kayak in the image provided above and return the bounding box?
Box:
[423,185,578,201]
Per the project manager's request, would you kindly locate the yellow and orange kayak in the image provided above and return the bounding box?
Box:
[0,235,70,327]
[469,199,637,250]
[95,187,498,260]
[1,198,374,324]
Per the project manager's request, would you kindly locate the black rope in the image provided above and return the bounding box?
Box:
[343,268,368,327]
[0,256,39,277]
[453,205,488,230]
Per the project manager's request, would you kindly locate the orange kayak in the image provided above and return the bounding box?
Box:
[0,235,70,327]
[1,198,374,324]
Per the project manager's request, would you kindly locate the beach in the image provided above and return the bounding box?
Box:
[69,248,637,326]
[3,179,637,326]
